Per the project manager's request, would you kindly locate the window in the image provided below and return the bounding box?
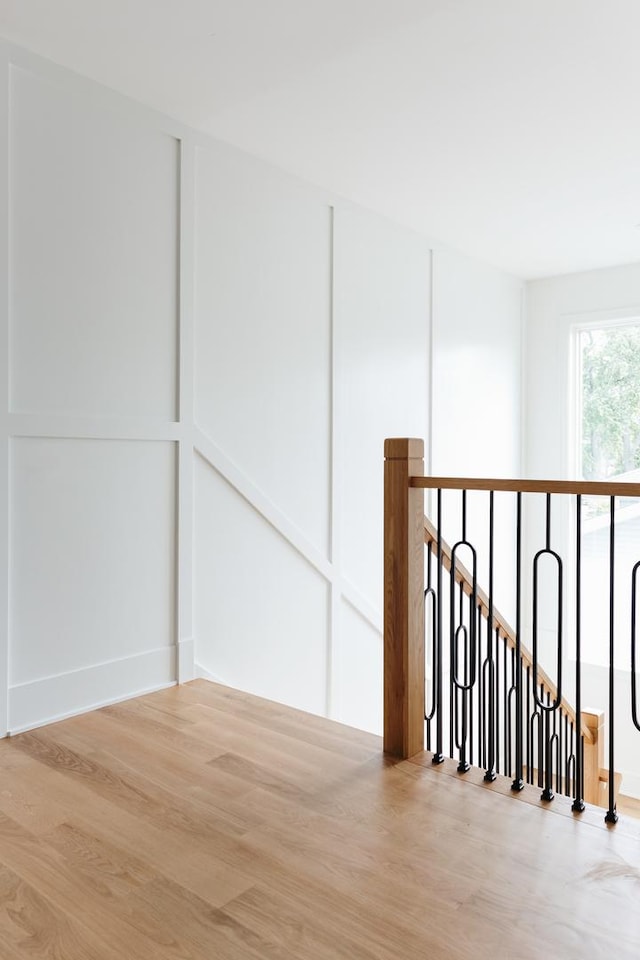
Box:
[574,318,640,666]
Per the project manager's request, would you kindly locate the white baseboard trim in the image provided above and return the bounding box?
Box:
[177,637,195,682]
[8,645,177,735]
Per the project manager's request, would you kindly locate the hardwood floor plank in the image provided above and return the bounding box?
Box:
[0,679,638,958]
[0,863,116,960]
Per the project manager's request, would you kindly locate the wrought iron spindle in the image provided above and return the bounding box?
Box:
[484,491,496,782]
[631,559,640,734]
[512,492,524,791]
[433,489,444,765]
[572,494,585,812]
[424,545,438,753]
[605,497,618,823]
[533,495,563,802]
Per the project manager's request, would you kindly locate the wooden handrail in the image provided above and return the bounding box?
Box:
[412,475,640,497]
[424,515,594,745]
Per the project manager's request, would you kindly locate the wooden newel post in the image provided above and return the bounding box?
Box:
[384,438,425,759]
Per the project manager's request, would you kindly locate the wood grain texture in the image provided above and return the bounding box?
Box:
[412,474,640,497]
[0,680,638,958]
[384,438,425,758]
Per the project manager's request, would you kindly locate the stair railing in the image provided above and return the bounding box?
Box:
[384,438,640,822]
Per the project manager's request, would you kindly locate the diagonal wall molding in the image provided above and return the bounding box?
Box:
[193,424,382,634]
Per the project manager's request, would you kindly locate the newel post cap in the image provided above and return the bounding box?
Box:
[384,438,424,460]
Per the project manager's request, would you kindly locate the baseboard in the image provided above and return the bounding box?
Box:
[177,637,195,682]
[8,645,177,734]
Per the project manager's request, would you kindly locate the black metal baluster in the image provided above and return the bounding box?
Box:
[506,645,515,778]
[503,640,509,775]
[479,605,485,770]
[526,664,532,783]
[433,489,444,765]
[450,490,478,773]
[479,601,484,769]
[484,491,497,782]
[495,626,501,775]
[562,714,568,796]
[605,496,618,823]
[512,493,524,791]
[533,494,563,802]
[538,686,545,788]
[469,590,475,767]
[631,560,640,734]
[572,494,585,812]
[552,711,562,793]
[424,544,438,753]
[567,720,575,798]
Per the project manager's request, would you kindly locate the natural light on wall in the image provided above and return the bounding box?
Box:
[576,320,640,667]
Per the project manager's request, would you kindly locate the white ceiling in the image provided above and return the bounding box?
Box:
[2,0,640,279]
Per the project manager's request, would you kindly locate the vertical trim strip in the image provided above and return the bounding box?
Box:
[327,203,337,718]
[176,136,195,682]
[0,52,10,734]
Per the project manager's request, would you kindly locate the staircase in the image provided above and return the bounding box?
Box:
[384,438,639,821]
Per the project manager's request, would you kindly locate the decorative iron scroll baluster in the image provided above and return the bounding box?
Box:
[531,496,563,801]
[416,467,640,818]
[450,491,477,773]
[506,647,516,779]
[566,720,576,799]
[469,591,475,767]
[433,489,444,765]
[484,491,497,782]
[424,546,437,753]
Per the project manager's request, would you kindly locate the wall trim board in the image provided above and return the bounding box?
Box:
[194,426,334,583]
[8,645,177,734]
[0,47,9,735]
[177,137,195,680]
[327,203,337,717]
[177,638,194,682]
[8,413,182,441]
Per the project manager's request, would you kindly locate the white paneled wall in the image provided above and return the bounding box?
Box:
[193,458,329,716]
[1,44,184,733]
[334,206,431,610]
[192,144,432,730]
[194,141,332,557]
[0,38,522,737]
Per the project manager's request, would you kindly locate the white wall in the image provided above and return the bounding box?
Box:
[432,247,523,479]
[0,38,523,737]
[525,262,640,795]
[431,247,523,621]
[525,262,640,480]
[2,47,185,734]
[192,141,432,732]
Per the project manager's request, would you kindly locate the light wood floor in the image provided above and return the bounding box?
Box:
[0,680,639,959]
